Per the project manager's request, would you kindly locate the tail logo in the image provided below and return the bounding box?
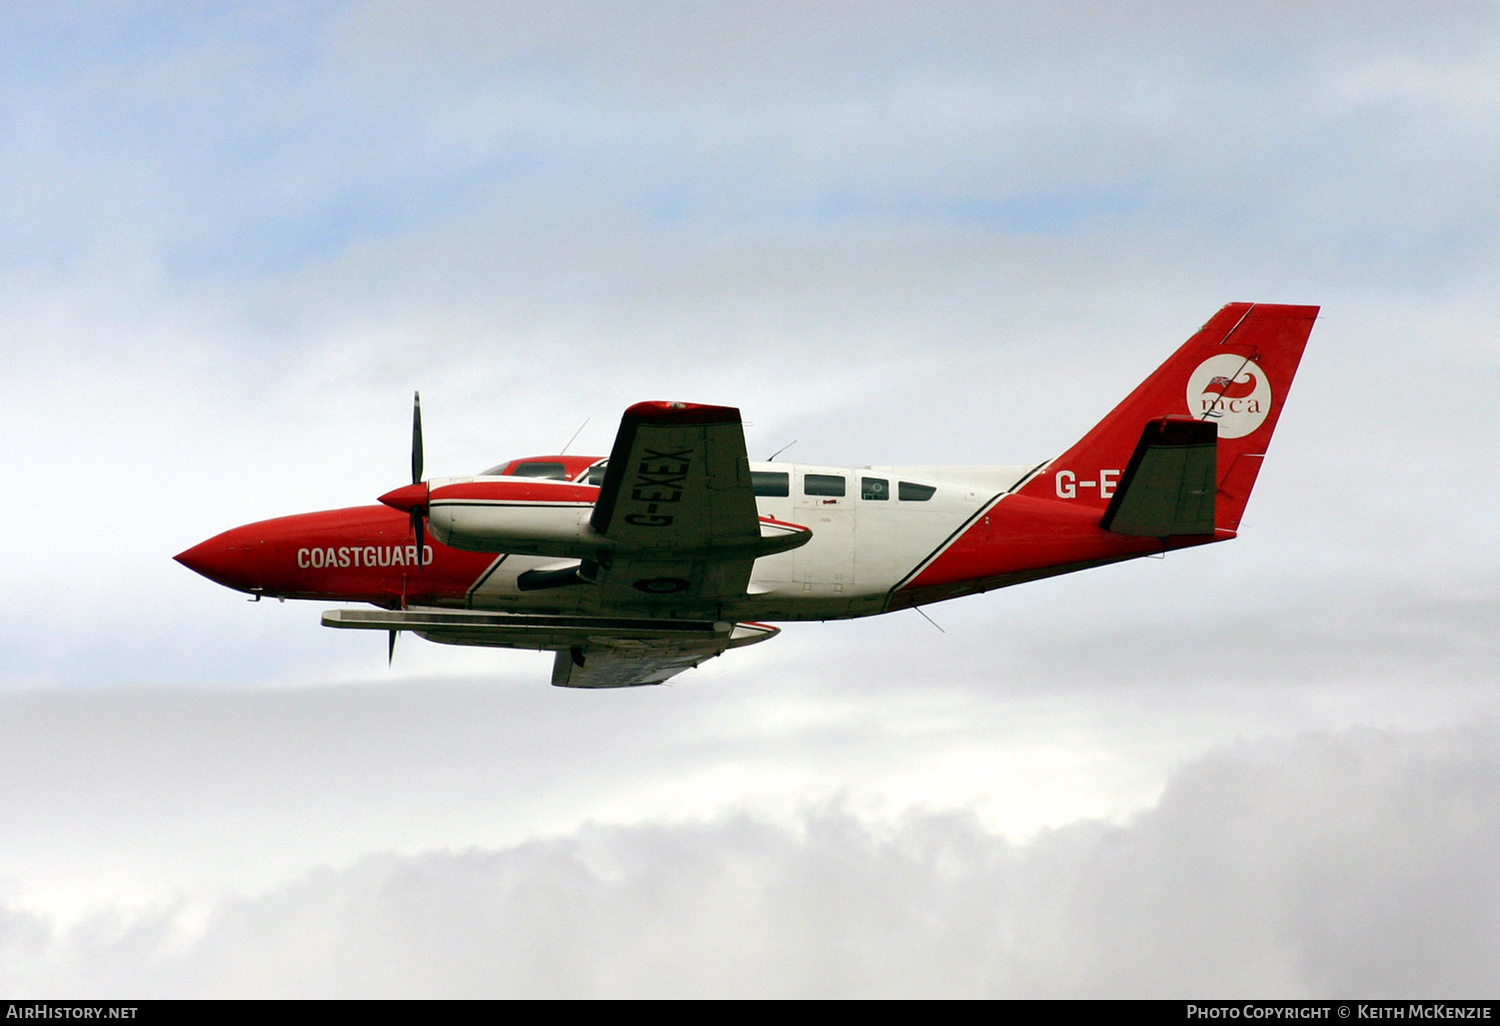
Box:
[1187,355,1271,439]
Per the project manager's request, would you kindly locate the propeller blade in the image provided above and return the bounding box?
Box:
[411,391,423,485]
[411,508,425,573]
[387,629,397,666]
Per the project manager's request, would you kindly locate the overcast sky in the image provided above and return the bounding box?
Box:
[2,1,1499,998]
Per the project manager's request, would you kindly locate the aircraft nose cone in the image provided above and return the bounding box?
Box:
[175,532,251,589]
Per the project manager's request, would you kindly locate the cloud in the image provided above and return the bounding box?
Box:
[6,720,1498,997]
[1,582,1498,996]
[7,2,1500,284]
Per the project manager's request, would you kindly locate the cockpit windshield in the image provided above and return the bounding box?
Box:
[479,457,607,484]
[508,461,569,480]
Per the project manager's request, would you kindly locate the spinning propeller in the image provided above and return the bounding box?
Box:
[375,391,431,665]
[377,392,432,552]
[409,391,425,564]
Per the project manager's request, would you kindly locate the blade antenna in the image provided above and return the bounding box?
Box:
[559,417,590,455]
[914,606,946,634]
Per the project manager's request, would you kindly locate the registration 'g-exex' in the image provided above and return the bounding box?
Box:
[177,302,1318,688]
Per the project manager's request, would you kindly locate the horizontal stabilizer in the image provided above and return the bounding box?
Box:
[1100,418,1218,537]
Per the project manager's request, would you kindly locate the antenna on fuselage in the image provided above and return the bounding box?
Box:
[766,439,798,461]
[914,606,946,634]
[559,417,590,455]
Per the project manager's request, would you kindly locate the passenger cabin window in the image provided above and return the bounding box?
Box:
[804,474,846,497]
[583,462,608,486]
[898,481,936,501]
[861,477,889,500]
[510,461,569,480]
[753,471,789,497]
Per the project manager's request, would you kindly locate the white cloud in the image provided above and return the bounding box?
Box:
[6,721,1499,997]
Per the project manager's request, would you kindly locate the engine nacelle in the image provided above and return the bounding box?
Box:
[420,476,813,561]
[424,477,607,559]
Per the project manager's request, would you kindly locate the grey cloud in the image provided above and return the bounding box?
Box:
[336,2,1500,79]
[0,586,1496,966]
[7,721,1499,997]
[326,1,1500,239]
[7,1,1500,287]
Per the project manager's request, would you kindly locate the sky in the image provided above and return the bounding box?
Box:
[2,0,1499,998]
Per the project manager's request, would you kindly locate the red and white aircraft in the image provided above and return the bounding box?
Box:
[177,302,1317,687]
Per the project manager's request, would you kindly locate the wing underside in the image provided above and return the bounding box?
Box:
[548,639,730,689]
[323,608,777,687]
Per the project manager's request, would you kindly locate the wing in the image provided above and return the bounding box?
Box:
[322,608,778,688]
[587,401,768,612]
[325,402,804,687]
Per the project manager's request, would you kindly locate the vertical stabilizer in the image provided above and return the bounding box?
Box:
[1018,303,1318,533]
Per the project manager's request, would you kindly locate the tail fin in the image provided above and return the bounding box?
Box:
[1018,303,1318,534]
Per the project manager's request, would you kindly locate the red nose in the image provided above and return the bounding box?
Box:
[175,530,257,590]
[378,482,429,514]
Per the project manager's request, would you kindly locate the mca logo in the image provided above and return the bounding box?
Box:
[1187,354,1271,439]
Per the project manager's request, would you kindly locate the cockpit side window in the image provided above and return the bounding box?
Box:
[506,461,569,480]
[752,471,789,497]
[804,474,846,497]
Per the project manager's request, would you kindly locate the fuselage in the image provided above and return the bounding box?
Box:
[177,453,1194,623]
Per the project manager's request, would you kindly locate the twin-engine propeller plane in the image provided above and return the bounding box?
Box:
[177,302,1318,688]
